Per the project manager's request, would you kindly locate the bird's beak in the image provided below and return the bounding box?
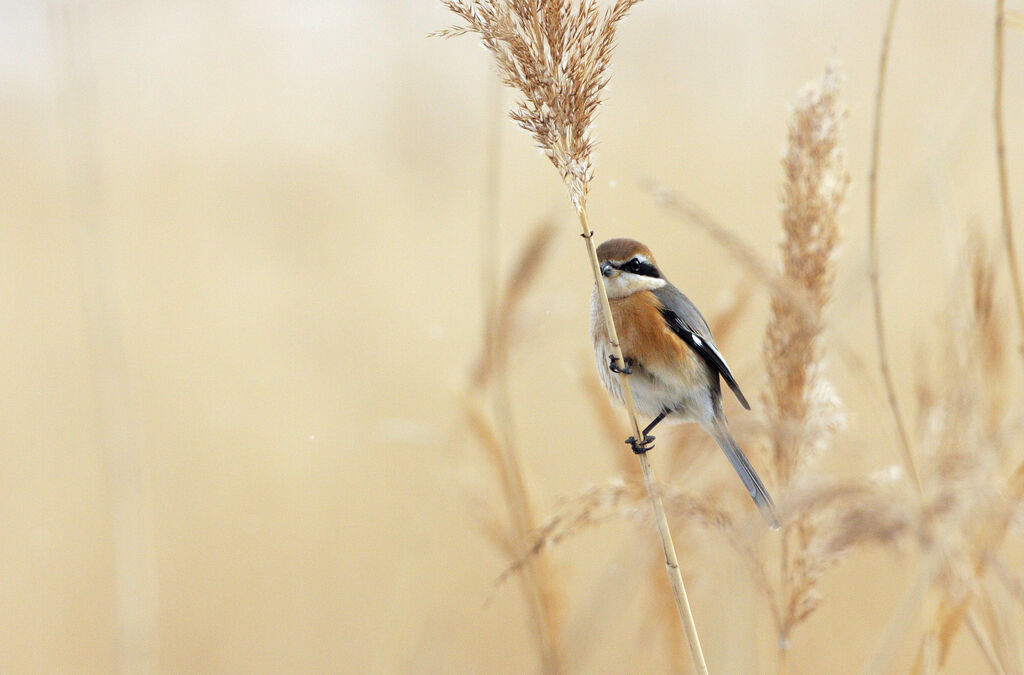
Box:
[600,262,616,277]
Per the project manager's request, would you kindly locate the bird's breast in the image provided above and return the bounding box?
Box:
[591,289,708,416]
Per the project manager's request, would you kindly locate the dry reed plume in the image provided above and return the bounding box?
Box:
[435,0,641,209]
[902,237,1024,674]
[438,2,710,671]
[762,64,848,658]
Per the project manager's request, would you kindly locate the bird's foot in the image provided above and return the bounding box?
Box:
[608,354,632,375]
[625,435,656,454]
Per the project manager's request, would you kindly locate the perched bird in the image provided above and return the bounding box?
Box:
[591,238,780,528]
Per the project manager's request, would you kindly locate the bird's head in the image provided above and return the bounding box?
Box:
[595,238,666,298]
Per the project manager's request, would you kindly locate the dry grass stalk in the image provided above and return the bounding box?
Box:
[438,3,709,671]
[867,0,922,492]
[860,7,1013,665]
[465,222,564,673]
[762,65,848,657]
[993,0,1024,347]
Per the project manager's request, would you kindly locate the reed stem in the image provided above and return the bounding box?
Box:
[867,0,922,494]
[578,206,708,675]
[870,6,1005,670]
[994,0,1024,347]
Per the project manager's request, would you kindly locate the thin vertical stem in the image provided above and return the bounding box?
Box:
[867,0,922,493]
[478,80,562,673]
[481,77,503,335]
[869,4,1004,670]
[578,206,708,675]
[994,0,1024,346]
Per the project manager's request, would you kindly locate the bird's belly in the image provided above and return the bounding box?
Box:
[594,343,712,424]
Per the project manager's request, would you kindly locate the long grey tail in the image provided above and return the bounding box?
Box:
[709,417,781,529]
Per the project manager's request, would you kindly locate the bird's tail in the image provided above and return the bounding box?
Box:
[709,416,781,529]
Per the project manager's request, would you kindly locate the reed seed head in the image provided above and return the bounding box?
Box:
[437,0,643,208]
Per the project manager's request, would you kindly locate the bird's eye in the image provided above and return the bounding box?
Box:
[626,258,641,272]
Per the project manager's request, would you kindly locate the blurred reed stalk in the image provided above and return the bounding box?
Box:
[852,234,1024,674]
[51,3,158,673]
[467,222,564,673]
[867,0,921,493]
[763,65,848,670]
[906,239,1023,675]
[868,5,1011,669]
[437,2,707,671]
[468,66,566,672]
[993,0,1024,346]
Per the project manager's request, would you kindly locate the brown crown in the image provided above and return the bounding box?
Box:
[596,238,655,264]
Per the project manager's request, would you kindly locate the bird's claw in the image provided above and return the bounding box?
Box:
[609,354,632,375]
[625,435,656,454]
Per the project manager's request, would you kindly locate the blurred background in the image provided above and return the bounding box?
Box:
[2,0,1022,672]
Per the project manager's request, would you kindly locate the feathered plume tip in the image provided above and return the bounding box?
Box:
[436,0,643,208]
[764,62,850,485]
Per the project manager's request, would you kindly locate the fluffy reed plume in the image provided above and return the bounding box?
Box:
[764,63,848,488]
[862,236,1023,674]
[464,222,564,673]
[438,4,709,671]
[903,237,1024,674]
[435,0,641,208]
[762,66,848,655]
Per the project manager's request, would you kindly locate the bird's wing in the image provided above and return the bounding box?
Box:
[653,284,751,410]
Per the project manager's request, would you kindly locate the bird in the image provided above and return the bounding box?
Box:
[591,237,780,528]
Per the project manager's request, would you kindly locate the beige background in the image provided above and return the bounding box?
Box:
[1,1,1022,672]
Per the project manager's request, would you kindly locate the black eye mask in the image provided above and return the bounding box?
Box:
[620,258,660,278]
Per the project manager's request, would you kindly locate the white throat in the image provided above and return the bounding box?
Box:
[602,272,666,299]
